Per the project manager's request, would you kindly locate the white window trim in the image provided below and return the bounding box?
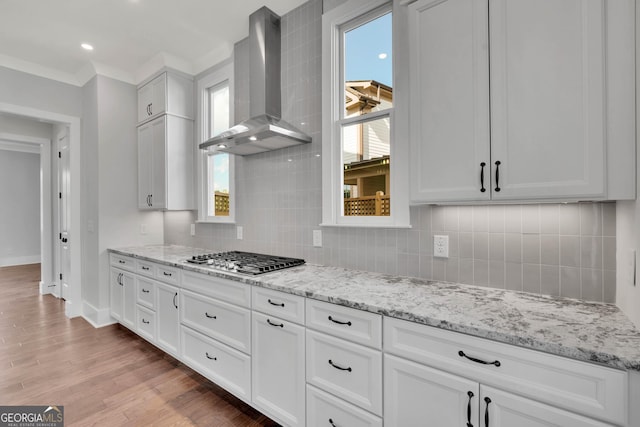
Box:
[196,61,236,223]
[321,0,410,228]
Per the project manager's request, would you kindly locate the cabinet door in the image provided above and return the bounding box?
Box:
[137,73,166,123]
[489,0,605,200]
[156,282,180,357]
[110,268,124,321]
[384,354,479,427]
[409,0,491,203]
[150,116,167,209]
[121,271,136,330]
[137,121,154,209]
[137,117,167,210]
[481,386,614,427]
[252,311,305,427]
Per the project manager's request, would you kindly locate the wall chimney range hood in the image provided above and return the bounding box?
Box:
[199,6,311,155]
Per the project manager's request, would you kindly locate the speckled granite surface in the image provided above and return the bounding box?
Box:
[110,244,640,371]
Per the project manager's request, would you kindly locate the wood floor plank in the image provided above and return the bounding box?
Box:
[0,264,280,426]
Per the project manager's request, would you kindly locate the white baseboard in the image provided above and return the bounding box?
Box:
[0,255,41,267]
[82,301,117,328]
[39,280,59,295]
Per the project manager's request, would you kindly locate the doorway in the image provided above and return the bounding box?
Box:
[0,102,81,318]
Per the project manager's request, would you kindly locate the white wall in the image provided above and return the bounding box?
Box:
[80,74,163,324]
[0,149,41,266]
[0,114,52,139]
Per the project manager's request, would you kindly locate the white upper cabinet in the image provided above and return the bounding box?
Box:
[408,0,491,203]
[137,72,194,124]
[408,0,635,203]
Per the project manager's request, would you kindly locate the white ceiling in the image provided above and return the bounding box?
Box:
[0,0,308,86]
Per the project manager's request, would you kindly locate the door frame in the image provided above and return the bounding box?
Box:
[0,102,82,318]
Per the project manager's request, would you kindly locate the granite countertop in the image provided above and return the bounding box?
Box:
[110,244,640,372]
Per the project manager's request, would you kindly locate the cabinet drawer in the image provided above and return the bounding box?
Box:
[182,271,250,308]
[181,289,251,354]
[307,385,382,427]
[155,265,180,285]
[252,287,304,325]
[136,305,156,343]
[110,254,135,271]
[306,330,382,415]
[136,277,156,309]
[181,326,251,402]
[306,299,381,349]
[136,260,155,277]
[384,317,626,425]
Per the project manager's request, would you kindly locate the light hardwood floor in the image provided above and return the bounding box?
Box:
[0,264,279,426]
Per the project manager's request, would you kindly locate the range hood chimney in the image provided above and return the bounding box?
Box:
[199,6,312,155]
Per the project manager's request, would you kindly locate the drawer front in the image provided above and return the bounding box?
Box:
[136,305,156,343]
[182,271,250,308]
[306,299,382,349]
[181,290,251,354]
[306,330,382,415]
[136,277,156,309]
[110,254,135,271]
[136,260,155,278]
[384,317,626,425]
[307,385,382,427]
[181,326,251,401]
[252,287,305,325]
[155,265,180,285]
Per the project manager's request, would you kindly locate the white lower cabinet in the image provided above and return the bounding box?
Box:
[385,354,613,427]
[306,384,382,427]
[252,311,305,427]
[156,282,180,357]
[306,330,382,416]
[181,326,251,401]
[110,266,136,330]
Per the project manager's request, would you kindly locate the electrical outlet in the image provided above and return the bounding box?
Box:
[434,235,449,258]
[313,230,322,247]
[237,226,243,240]
[190,223,196,236]
[140,223,147,235]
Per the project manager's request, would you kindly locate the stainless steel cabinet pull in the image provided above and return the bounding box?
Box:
[267,319,284,328]
[173,292,178,309]
[328,359,352,372]
[328,315,352,326]
[458,350,501,367]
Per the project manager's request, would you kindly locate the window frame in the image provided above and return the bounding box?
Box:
[322,0,410,228]
[196,61,236,223]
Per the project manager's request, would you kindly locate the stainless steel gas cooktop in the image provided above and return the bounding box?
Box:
[186,251,305,275]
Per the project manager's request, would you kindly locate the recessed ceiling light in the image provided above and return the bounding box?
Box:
[217,144,227,149]
[81,43,94,51]
[249,136,258,141]
[378,53,387,59]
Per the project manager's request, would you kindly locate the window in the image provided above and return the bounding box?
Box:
[197,62,235,223]
[322,0,408,227]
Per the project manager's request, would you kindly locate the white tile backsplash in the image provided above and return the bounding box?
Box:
[163,0,616,303]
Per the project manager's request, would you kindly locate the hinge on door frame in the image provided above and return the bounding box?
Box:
[59,273,63,280]
[59,192,62,199]
[58,151,61,159]
[59,233,62,240]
